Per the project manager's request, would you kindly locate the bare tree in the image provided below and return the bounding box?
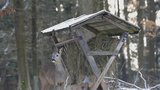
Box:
[31,0,39,89]
[146,0,156,73]
[13,0,31,90]
[137,0,145,71]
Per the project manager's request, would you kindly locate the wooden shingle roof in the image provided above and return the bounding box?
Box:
[41,10,140,36]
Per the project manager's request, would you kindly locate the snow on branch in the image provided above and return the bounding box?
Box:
[104,74,160,90]
[104,77,143,90]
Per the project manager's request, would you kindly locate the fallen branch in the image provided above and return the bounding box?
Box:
[104,76,160,90]
[104,77,143,89]
[150,83,160,89]
[138,70,147,89]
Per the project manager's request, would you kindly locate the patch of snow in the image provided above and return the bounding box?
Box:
[156,10,160,26]
[116,88,138,90]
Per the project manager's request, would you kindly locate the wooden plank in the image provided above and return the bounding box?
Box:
[75,29,108,90]
[83,24,100,34]
[103,16,131,33]
[89,51,118,56]
[55,37,79,47]
[75,30,100,76]
[87,20,108,27]
[95,25,118,31]
[104,13,139,31]
[91,32,128,90]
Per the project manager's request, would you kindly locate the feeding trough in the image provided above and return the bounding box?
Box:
[41,10,140,90]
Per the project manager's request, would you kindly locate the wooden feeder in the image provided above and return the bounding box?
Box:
[41,10,140,90]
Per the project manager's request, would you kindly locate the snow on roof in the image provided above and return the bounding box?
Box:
[41,10,140,35]
[41,10,106,33]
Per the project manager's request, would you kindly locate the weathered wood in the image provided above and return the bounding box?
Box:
[41,10,140,90]
[87,21,109,27]
[83,24,100,34]
[89,51,118,56]
[103,16,132,33]
[41,10,140,35]
[91,32,128,90]
[75,29,108,90]
[76,30,100,76]
[55,37,79,47]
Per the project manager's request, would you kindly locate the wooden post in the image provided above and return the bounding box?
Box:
[89,51,118,56]
[55,38,79,47]
[75,29,108,90]
[91,32,128,90]
[76,30,100,76]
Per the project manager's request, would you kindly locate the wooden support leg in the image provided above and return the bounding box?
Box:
[91,32,128,90]
[75,30,107,90]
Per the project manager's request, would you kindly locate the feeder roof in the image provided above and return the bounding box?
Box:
[41,10,140,36]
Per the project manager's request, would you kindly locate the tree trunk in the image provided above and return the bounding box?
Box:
[146,0,156,72]
[137,0,145,71]
[118,49,127,81]
[117,0,127,81]
[105,0,109,11]
[123,0,133,82]
[137,0,146,86]
[31,0,39,89]
[13,0,31,90]
[124,0,128,20]
[117,0,120,16]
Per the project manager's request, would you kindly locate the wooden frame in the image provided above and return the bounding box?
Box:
[52,29,128,90]
[42,10,140,90]
[91,32,128,90]
[89,51,118,56]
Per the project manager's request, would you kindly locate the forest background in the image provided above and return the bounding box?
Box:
[0,0,160,90]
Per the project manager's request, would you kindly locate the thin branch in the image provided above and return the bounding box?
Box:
[150,83,160,89]
[104,77,143,89]
[134,71,139,85]
[138,70,147,89]
[64,76,70,90]
[1,0,9,10]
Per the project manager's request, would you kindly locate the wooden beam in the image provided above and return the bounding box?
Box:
[75,30,100,76]
[55,37,79,47]
[89,51,118,56]
[91,32,128,90]
[83,24,100,34]
[88,21,113,27]
[75,29,108,90]
[52,31,59,43]
[103,16,130,32]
